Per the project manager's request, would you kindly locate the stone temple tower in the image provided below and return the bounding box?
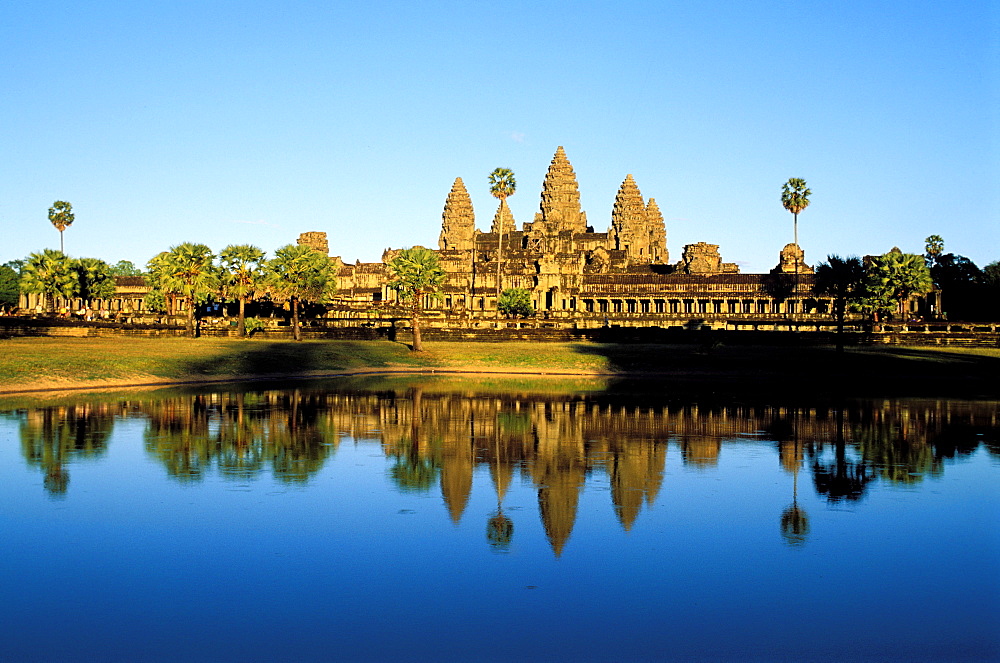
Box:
[491,199,516,235]
[534,146,588,234]
[439,177,475,252]
[610,175,668,263]
[646,198,668,264]
[610,174,650,259]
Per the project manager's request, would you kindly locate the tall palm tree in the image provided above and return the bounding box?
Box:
[489,168,516,319]
[386,246,445,352]
[48,201,74,253]
[781,178,811,250]
[219,244,266,337]
[266,244,335,341]
[151,243,217,337]
[21,249,78,313]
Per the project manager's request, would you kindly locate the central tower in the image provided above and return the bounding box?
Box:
[534,146,588,234]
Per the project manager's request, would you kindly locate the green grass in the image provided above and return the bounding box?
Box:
[0,336,996,398]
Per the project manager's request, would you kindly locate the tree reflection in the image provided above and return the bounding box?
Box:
[811,408,877,503]
[19,405,115,497]
[143,391,338,483]
[7,385,997,556]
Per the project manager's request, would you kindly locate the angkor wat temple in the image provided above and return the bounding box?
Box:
[322,146,932,329]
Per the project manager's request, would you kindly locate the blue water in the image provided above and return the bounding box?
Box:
[0,380,997,662]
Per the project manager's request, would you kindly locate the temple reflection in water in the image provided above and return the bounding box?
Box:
[9,381,998,555]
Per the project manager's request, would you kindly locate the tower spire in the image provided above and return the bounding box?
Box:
[610,174,650,258]
[536,146,588,233]
[439,177,475,251]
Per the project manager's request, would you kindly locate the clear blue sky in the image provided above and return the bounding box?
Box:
[2,0,997,273]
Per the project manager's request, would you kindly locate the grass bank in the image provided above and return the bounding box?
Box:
[0,337,996,397]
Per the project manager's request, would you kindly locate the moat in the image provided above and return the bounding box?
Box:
[1,377,997,662]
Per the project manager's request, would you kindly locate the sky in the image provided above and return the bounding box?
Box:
[2,0,997,274]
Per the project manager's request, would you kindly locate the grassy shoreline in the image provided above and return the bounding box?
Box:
[0,337,996,398]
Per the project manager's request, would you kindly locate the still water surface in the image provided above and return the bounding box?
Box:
[1,377,998,662]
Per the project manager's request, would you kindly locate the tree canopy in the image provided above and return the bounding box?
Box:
[21,249,78,313]
[48,201,74,253]
[864,249,934,321]
[266,244,335,341]
[387,246,445,352]
[148,243,217,337]
[0,261,21,311]
[781,178,810,247]
[498,288,534,318]
[219,244,266,337]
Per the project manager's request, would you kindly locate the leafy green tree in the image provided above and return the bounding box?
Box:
[386,246,445,352]
[148,243,217,337]
[48,201,74,253]
[930,253,985,320]
[813,255,865,350]
[780,178,810,251]
[489,167,516,319]
[74,258,116,303]
[498,288,534,318]
[0,261,21,312]
[266,244,335,342]
[219,244,266,337]
[984,261,1000,288]
[865,249,934,321]
[109,260,142,277]
[21,249,78,313]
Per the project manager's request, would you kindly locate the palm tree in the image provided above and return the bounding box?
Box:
[781,178,810,250]
[150,243,217,337]
[219,244,266,337]
[924,234,944,267]
[48,201,74,253]
[813,255,865,351]
[386,246,445,352]
[21,249,78,313]
[74,258,116,304]
[489,168,516,320]
[868,249,934,320]
[266,244,335,342]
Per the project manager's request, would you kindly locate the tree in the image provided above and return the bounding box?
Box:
[74,258,116,303]
[21,249,78,313]
[780,178,810,251]
[498,288,534,318]
[984,261,1000,288]
[48,201,74,253]
[386,246,445,352]
[0,261,21,312]
[813,255,865,350]
[489,168,516,320]
[266,244,335,342]
[924,234,944,267]
[865,249,934,321]
[219,244,266,337]
[109,260,142,277]
[149,243,217,337]
[929,253,984,321]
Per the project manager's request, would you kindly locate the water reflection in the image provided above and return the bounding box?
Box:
[17,404,117,497]
[6,382,998,555]
[142,390,340,483]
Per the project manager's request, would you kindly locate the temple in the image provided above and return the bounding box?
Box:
[330,146,924,328]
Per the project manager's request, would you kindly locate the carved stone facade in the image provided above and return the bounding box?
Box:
[297,231,329,255]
